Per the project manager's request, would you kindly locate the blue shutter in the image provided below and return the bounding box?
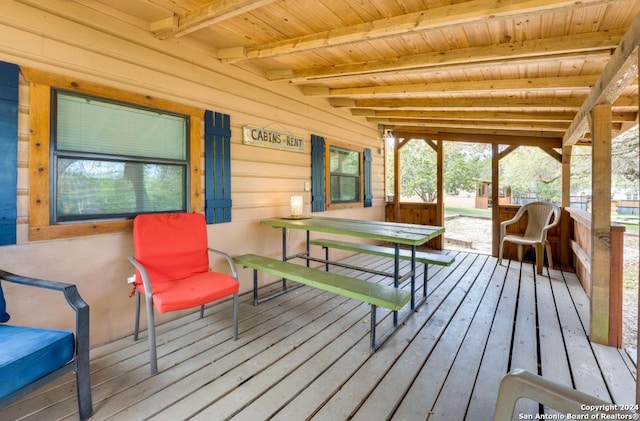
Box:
[311,135,325,212]
[0,62,18,245]
[204,111,232,224]
[363,148,372,207]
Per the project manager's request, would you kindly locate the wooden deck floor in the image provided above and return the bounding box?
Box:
[1,250,636,420]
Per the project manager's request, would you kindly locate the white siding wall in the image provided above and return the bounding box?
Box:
[0,1,384,346]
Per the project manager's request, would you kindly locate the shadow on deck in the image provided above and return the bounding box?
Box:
[1,250,636,420]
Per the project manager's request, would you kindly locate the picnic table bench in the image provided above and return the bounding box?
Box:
[310,238,455,305]
[259,217,446,310]
[233,254,411,350]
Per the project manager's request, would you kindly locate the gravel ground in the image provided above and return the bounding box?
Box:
[445,215,640,350]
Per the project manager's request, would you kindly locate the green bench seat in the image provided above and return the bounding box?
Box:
[233,254,411,350]
[309,238,455,267]
[311,237,454,298]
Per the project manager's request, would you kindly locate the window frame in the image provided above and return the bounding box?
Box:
[324,140,364,210]
[24,68,204,241]
[51,89,191,223]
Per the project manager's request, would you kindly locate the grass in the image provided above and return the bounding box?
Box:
[446,205,639,234]
[444,205,492,218]
[613,215,639,235]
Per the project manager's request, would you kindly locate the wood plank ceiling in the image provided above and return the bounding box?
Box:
[84,0,640,148]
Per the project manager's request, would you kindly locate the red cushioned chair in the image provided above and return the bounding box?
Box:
[128,212,239,375]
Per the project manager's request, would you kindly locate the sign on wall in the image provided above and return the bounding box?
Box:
[242,125,305,153]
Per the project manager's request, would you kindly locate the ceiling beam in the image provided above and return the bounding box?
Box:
[368,118,572,132]
[151,0,276,39]
[393,126,563,138]
[217,0,625,62]
[353,109,579,121]
[302,75,599,98]
[563,15,640,145]
[371,118,623,134]
[267,30,624,82]
[355,109,638,123]
[330,97,588,109]
[333,95,636,110]
[392,130,562,148]
[268,51,614,84]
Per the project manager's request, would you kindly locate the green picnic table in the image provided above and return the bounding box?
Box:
[259,216,445,309]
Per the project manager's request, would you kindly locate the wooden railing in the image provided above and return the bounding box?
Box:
[565,207,625,347]
[384,202,442,249]
[474,196,511,209]
[384,201,626,347]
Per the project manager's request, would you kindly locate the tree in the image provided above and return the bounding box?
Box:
[444,142,491,194]
[399,139,437,202]
[571,126,639,197]
[501,147,561,202]
[612,128,639,192]
[389,139,491,202]
[385,127,637,205]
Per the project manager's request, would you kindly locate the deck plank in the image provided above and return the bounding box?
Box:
[1,250,635,421]
[536,266,574,416]
[104,254,394,420]
[309,253,478,420]
[269,251,467,421]
[426,256,507,420]
[372,256,486,420]
[552,267,611,400]
[537,268,573,387]
[465,260,520,418]
[178,258,396,420]
[230,256,415,420]
[559,267,637,405]
[510,261,540,416]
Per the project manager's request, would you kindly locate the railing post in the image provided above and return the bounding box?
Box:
[566,207,624,347]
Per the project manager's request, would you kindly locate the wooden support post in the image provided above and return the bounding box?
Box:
[560,146,572,267]
[609,225,625,347]
[637,57,640,408]
[436,140,444,249]
[491,143,500,256]
[561,146,571,208]
[589,103,612,345]
[393,136,400,222]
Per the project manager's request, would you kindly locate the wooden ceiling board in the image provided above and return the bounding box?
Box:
[59,0,640,145]
[145,0,197,15]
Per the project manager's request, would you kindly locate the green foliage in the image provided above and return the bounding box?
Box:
[394,140,490,202]
[444,205,491,218]
[399,140,437,202]
[387,127,637,204]
[571,128,639,196]
[57,161,184,217]
[501,147,561,202]
[613,128,639,186]
[444,142,491,194]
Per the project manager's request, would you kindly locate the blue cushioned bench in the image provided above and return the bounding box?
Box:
[233,254,411,350]
[0,271,92,420]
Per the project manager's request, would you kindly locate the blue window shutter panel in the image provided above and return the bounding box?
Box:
[311,135,325,212]
[363,148,372,208]
[0,61,19,245]
[204,110,232,224]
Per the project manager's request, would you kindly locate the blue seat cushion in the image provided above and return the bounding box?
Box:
[0,325,75,400]
[0,281,9,322]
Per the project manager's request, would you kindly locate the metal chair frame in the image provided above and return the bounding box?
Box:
[0,271,93,420]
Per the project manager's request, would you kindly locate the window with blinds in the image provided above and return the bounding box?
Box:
[52,91,189,222]
[329,145,361,204]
